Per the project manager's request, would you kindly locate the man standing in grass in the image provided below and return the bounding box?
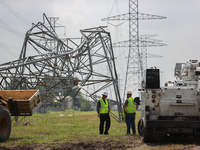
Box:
[123,91,139,135]
[97,92,110,135]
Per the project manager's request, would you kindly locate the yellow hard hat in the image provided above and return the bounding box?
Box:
[127,91,132,95]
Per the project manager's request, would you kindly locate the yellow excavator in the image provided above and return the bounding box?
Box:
[0,90,42,142]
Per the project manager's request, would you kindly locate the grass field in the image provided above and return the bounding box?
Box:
[0,110,199,150]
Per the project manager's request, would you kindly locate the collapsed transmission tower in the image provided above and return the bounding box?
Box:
[102,0,166,100]
[0,14,122,122]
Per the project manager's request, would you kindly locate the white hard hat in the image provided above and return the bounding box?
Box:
[102,92,108,96]
[127,91,132,95]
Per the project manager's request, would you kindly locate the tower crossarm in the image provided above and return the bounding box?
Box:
[112,40,167,47]
[101,13,166,21]
[147,53,163,58]
[138,13,166,20]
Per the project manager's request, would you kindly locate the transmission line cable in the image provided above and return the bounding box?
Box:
[0,43,20,56]
[0,44,18,58]
[108,0,118,17]
[21,0,43,16]
[0,0,31,26]
[0,41,21,49]
[0,19,24,39]
[0,24,24,37]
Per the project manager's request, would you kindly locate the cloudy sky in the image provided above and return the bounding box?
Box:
[0,0,200,90]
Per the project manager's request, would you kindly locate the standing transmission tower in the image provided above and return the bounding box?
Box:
[102,0,166,100]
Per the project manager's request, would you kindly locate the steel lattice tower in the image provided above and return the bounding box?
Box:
[102,0,166,100]
[0,14,122,122]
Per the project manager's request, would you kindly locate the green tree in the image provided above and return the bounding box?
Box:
[79,94,92,111]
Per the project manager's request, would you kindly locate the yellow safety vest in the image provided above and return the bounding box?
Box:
[99,98,109,114]
[125,97,136,113]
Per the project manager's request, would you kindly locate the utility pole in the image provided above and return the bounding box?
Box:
[102,0,166,100]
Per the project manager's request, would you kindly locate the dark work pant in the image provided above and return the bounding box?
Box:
[99,114,111,134]
[125,114,136,134]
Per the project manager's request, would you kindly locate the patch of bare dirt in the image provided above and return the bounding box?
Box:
[0,141,128,150]
[2,135,200,150]
[0,136,142,150]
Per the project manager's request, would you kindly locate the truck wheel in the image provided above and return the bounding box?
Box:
[0,106,11,142]
[138,119,143,136]
[143,129,151,143]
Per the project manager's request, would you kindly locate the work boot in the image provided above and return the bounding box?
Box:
[104,132,109,135]
[125,133,130,136]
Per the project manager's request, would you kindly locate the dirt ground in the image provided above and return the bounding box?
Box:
[1,135,200,150]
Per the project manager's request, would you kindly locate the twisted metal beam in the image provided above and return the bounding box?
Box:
[0,14,122,121]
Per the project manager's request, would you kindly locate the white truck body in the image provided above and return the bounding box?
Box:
[139,60,200,142]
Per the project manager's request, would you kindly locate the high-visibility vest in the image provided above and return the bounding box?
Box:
[125,97,136,113]
[99,98,109,114]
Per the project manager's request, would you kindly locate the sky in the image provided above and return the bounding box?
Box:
[1,0,200,96]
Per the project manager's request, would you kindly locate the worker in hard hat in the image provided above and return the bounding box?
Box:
[97,91,110,135]
[123,91,139,135]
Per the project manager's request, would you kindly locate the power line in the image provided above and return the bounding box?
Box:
[0,41,21,49]
[108,0,118,17]
[0,44,18,58]
[0,0,31,26]
[0,42,21,55]
[0,19,24,39]
[0,24,24,37]
[21,0,43,16]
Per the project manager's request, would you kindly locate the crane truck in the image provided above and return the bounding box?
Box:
[138,60,200,142]
[0,90,42,142]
